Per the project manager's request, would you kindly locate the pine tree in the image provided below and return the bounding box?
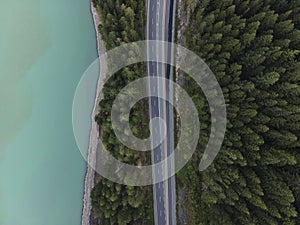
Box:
[180,0,300,224]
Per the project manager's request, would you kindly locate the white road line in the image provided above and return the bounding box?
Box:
[147,1,177,224]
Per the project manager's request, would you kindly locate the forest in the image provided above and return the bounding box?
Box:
[91,0,300,224]
[91,0,153,224]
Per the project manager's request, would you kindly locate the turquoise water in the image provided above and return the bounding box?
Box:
[0,0,97,224]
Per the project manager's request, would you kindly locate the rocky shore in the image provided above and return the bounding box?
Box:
[81,2,106,225]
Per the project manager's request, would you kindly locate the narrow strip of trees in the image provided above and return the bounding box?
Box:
[91,0,153,224]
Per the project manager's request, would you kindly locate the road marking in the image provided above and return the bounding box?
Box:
[147,1,177,225]
[160,0,170,224]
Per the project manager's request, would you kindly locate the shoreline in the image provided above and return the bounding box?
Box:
[81,2,106,225]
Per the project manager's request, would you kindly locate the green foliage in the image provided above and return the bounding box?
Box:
[91,179,152,225]
[91,0,300,223]
[180,0,300,224]
[92,0,145,49]
[91,1,153,224]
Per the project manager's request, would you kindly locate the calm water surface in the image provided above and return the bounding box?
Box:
[0,0,97,224]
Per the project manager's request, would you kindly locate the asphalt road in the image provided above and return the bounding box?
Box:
[147,0,177,224]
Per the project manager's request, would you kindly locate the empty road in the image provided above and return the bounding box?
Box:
[147,0,177,224]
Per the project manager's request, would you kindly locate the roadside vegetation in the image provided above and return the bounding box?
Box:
[90,0,300,224]
[178,0,300,224]
[90,0,153,224]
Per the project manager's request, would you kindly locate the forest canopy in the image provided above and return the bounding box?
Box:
[91,0,300,224]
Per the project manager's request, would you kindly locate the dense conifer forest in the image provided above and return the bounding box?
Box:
[91,0,300,224]
[90,0,153,224]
